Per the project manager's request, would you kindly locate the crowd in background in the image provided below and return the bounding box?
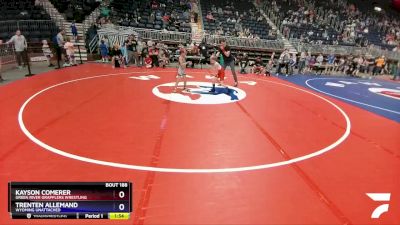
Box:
[97,33,214,69]
[204,3,269,39]
[1,0,398,82]
[236,49,400,80]
[95,31,400,80]
[98,34,173,68]
[96,0,199,32]
[318,0,400,47]
[0,28,80,82]
[269,0,400,49]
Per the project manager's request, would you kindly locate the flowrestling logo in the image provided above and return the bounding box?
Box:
[366,193,391,219]
[152,82,246,105]
[368,88,400,100]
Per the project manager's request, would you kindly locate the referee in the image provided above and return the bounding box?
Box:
[216,39,238,87]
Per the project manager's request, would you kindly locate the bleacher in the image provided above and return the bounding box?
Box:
[265,0,368,47]
[87,0,398,64]
[269,0,346,45]
[0,0,51,21]
[342,0,399,49]
[201,0,275,40]
[284,0,400,49]
[110,0,192,33]
[0,0,58,43]
[49,0,100,22]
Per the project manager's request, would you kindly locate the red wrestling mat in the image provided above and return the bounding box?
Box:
[0,63,399,225]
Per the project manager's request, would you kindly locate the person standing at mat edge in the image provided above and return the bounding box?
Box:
[55,29,66,68]
[6,30,27,70]
[0,40,4,82]
[126,35,138,66]
[216,39,238,87]
[393,60,400,80]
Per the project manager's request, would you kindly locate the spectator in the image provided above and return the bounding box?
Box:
[71,21,78,40]
[393,44,400,52]
[217,6,223,15]
[149,12,155,24]
[54,29,65,68]
[64,37,76,66]
[393,61,400,80]
[325,53,336,75]
[239,52,249,74]
[308,56,316,73]
[298,51,306,74]
[149,45,159,67]
[183,10,189,20]
[189,42,199,68]
[100,5,111,17]
[352,56,364,76]
[144,54,152,68]
[304,52,312,73]
[277,49,289,75]
[211,5,217,13]
[126,35,138,66]
[366,56,375,75]
[151,0,159,10]
[382,61,390,75]
[158,51,169,68]
[102,35,110,48]
[6,30,27,69]
[373,55,385,76]
[110,43,125,69]
[198,41,208,64]
[141,42,149,65]
[314,54,324,75]
[206,12,215,23]
[252,56,265,75]
[288,53,297,75]
[120,40,129,66]
[191,1,199,23]
[345,55,355,75]
[137,40,144,67]
[0,40,4,82]
[360,56,369,74]
[99,40,109,63]
[42,40,54,67]
[336,56,346,73]
[162,14,170,28]
[147,39,154,48]
[265,52,275,76]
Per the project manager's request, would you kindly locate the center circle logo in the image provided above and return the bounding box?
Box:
[152,82,246,104]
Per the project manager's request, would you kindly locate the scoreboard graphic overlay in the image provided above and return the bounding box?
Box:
[8,182,132,220]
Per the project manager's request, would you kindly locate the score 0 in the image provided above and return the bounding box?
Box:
[118,190,125,199]
[117,191,127,211]
[115,189,129,212]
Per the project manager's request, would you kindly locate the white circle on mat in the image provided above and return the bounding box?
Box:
[18,72,351,173]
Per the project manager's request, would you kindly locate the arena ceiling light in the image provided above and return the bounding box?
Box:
[374,6,382,12]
